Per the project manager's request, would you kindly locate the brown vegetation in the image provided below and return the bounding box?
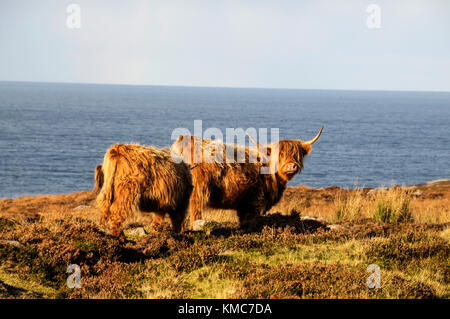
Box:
[0,181,448,299]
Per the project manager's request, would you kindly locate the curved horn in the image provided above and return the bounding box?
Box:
[246,132,270,163]
[246,132,260,148]
[303,125,324,145]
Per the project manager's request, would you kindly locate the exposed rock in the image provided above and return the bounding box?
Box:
[316,217,330,224]
[300,216,329,224]
[415,179,450,187]
[327,224,347,231]
[192,219,222,232]
[74,205,91,210]
[411,190,423,197]
[0,240,23,247]
[127,227,147,237]
[192,219,207,231]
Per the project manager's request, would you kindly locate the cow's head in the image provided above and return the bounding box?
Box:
[248,126,323,182]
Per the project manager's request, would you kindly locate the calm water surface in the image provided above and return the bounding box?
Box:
[0,82,449,198]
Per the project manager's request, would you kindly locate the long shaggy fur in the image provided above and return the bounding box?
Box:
[94,165,104,193]
[97,143,193,237]
[171,134,318,228]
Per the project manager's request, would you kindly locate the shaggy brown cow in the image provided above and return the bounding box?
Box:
[171,126,323,228]
[94,164,104,193]
[97,143,193,237]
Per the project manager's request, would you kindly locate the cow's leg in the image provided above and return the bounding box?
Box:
[98,192,111,228]
[189,184,209,229]
[151,212,165,231]
[166,182,192,233]
[109,201,127,238]
[99,204,109,228]
[236,203,260,230]
[109,183,140,238]
[168,210,186,233]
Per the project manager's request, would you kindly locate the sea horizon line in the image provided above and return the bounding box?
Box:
[1,80,449,95]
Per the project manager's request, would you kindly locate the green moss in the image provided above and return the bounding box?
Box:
[74,241,98,253]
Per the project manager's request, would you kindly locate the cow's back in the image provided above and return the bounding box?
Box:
[103,143,191,211]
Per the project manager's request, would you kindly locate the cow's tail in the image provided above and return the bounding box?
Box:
[97,145,122,225]
[94,165,104,193]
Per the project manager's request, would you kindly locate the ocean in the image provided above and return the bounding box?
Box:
[0,81,449,198]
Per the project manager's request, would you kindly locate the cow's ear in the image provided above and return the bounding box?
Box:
[261,146,272,165]
[302,143,312,155]
[257,146,271,165]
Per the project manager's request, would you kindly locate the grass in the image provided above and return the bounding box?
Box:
[334,188,366,222]
[0,268,57,298]
[372,187,412,223]
[331,186,445,224]
[0,183,449,299]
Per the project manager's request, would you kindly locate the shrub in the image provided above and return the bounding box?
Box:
[169,243,221,272]
[365,230,449,268]
[372,187,412,223]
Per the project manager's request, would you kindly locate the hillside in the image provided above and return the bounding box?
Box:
[0,181,449,298]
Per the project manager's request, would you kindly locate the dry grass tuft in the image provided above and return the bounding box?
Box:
[372,186,412,223]
[331,186,416,224]
[334,188,366,222]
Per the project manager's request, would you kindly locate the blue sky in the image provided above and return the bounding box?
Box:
[0,0,449,91]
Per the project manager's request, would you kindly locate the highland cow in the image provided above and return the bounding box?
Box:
[171,126,323,228]
[94,164,104,193]
[97,143,193,237]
